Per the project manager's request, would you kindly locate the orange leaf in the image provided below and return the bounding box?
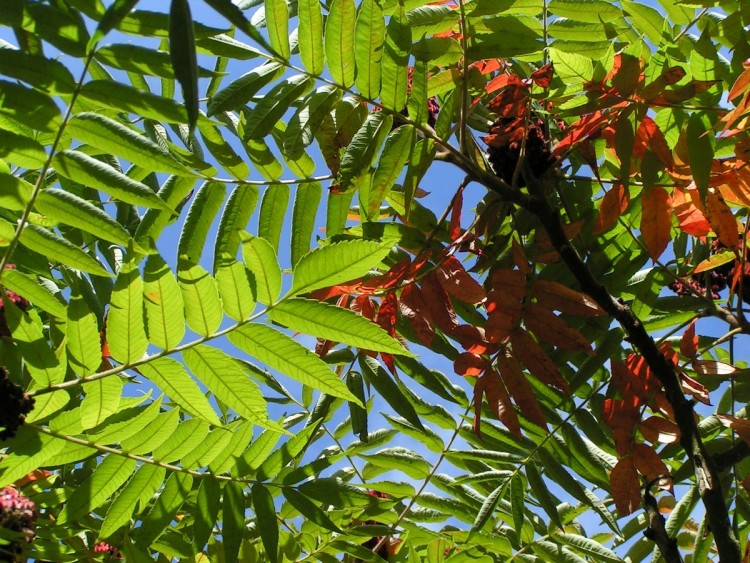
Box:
[510,328,570,392]
[635,116,674,169]
[693,250,736,274]
[496,350,547,430]
[705,189,739,248]
[640,186,673,260]
[454,352,488,377]
[679,319,698,358]
[729,60,750,101]
[435,256,486,305]
[672,186,710,236]
[593,184,629,234]
[478,368,522,438]
[610,457,641,516]
[532,280,604,317]
[552,110,609,156]
[523,303,593,355]
[640,416,680,444]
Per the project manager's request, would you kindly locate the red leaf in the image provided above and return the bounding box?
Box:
[680,372,711,405]
[452,324,495,355]
[510,327,570,392]
[435,256,486,305]
[679,319,698,359]
[496,350,548,430]
[420,273,459,333]
[351,295,376,320]
[358,258,411,293]
[634,117,674,169]
[399,284,435,346]
[532,280,604,317]
[530,63,554,88]
[552,110,609,156]
[610,457,641,516]
[375,292,398,337]
[454,352,488,376]
[640,186,673,260]
[593,183,629,234]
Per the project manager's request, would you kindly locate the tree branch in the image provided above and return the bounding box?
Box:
[644,480,684,563]
[454,160,742,562]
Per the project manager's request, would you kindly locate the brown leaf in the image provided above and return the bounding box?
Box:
[449,188,463,242]
[680,372,711,405]
[491,268,528,299]
[420,273,459,333]
[524,303,594,355]
[640,416,680,444]
[479,368,522,438]
[452,324,495,355]
[496,349,548,430]
[610,457,641,516]
[593,184,629,234]
[716,414,750,444]
[640,186,673,261]
[631,444,670,486]
[692,359,738,376]
[532,280,604,317]
[511,328,570,392]
[399,284,435,346]
[435,256,486,305]
[679,319,698,359]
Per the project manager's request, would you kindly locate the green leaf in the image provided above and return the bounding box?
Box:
[35,189,134,249]
[338,111,393,193]
[57,456,138,524]
[0,427,66,487]
[86,397,163,445]
[138,357,221,426]
[214,185,260,272]
[88,0,141,51]
[258,185,290,253]
[136,472,193,546]
[229,324,360,403]
[242,75,314,141]
[362,447,431,479]
[79,80,189,124]
[554,533,625,563]
[243,136,284,180]
[107,262,148,364]
[18,223,113,278]
[207,61,284,116]
[169,0,200,133]
[549,47,594,85]
[264,0,290,60]
[4,303,65,387]
[283,86,342,158]
[177,257,223,336]
[283,487,341,532]
[194,477,221,551]
[622,0,664,43]
[325,0,356,88]
[179,181,226,263]
[347,371,368,441]
[1,267,66,319]
[0,80,61,132]
[53,150,174,213]
[0,174,32,211]
[290,182,322,266]
[120,407,180,455]
[298,0,325,74]
[223,480,245,563]
[144,254,186,350]
[252,484,279,563]
[94,44,213,80]
[687,113,713,198]
[269,298,409,355]
[526,462,563,529]
[198,119,250,180]
[0,129,47,168]
[359,355,424,430]
[182,427,233,469]
[201,0,273,53]
[290,239,393,296]
[80,376,123,430]
[241,233,282,305]
[380,1,411,111]
[154,419,210,462]
[233,429,282,477]
[209,420,257,473]
[66,113,192,176]
[0,48,75,95]
[354,0,385,99]
[365,125,414,220]
[183,345,274,428]
[510,474,525,538]
[100,464,166,539]
[135,174,197,248]
[216,257,257,321]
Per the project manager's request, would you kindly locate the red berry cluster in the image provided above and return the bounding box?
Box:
[668,240,750,303]
[0,487,37,560]
[0,367,34,441]
[485,115,555,187]
[93,541,121,558]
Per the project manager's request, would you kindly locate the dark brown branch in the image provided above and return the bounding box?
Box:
[644,479,684,563]
[448,157,742,561]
